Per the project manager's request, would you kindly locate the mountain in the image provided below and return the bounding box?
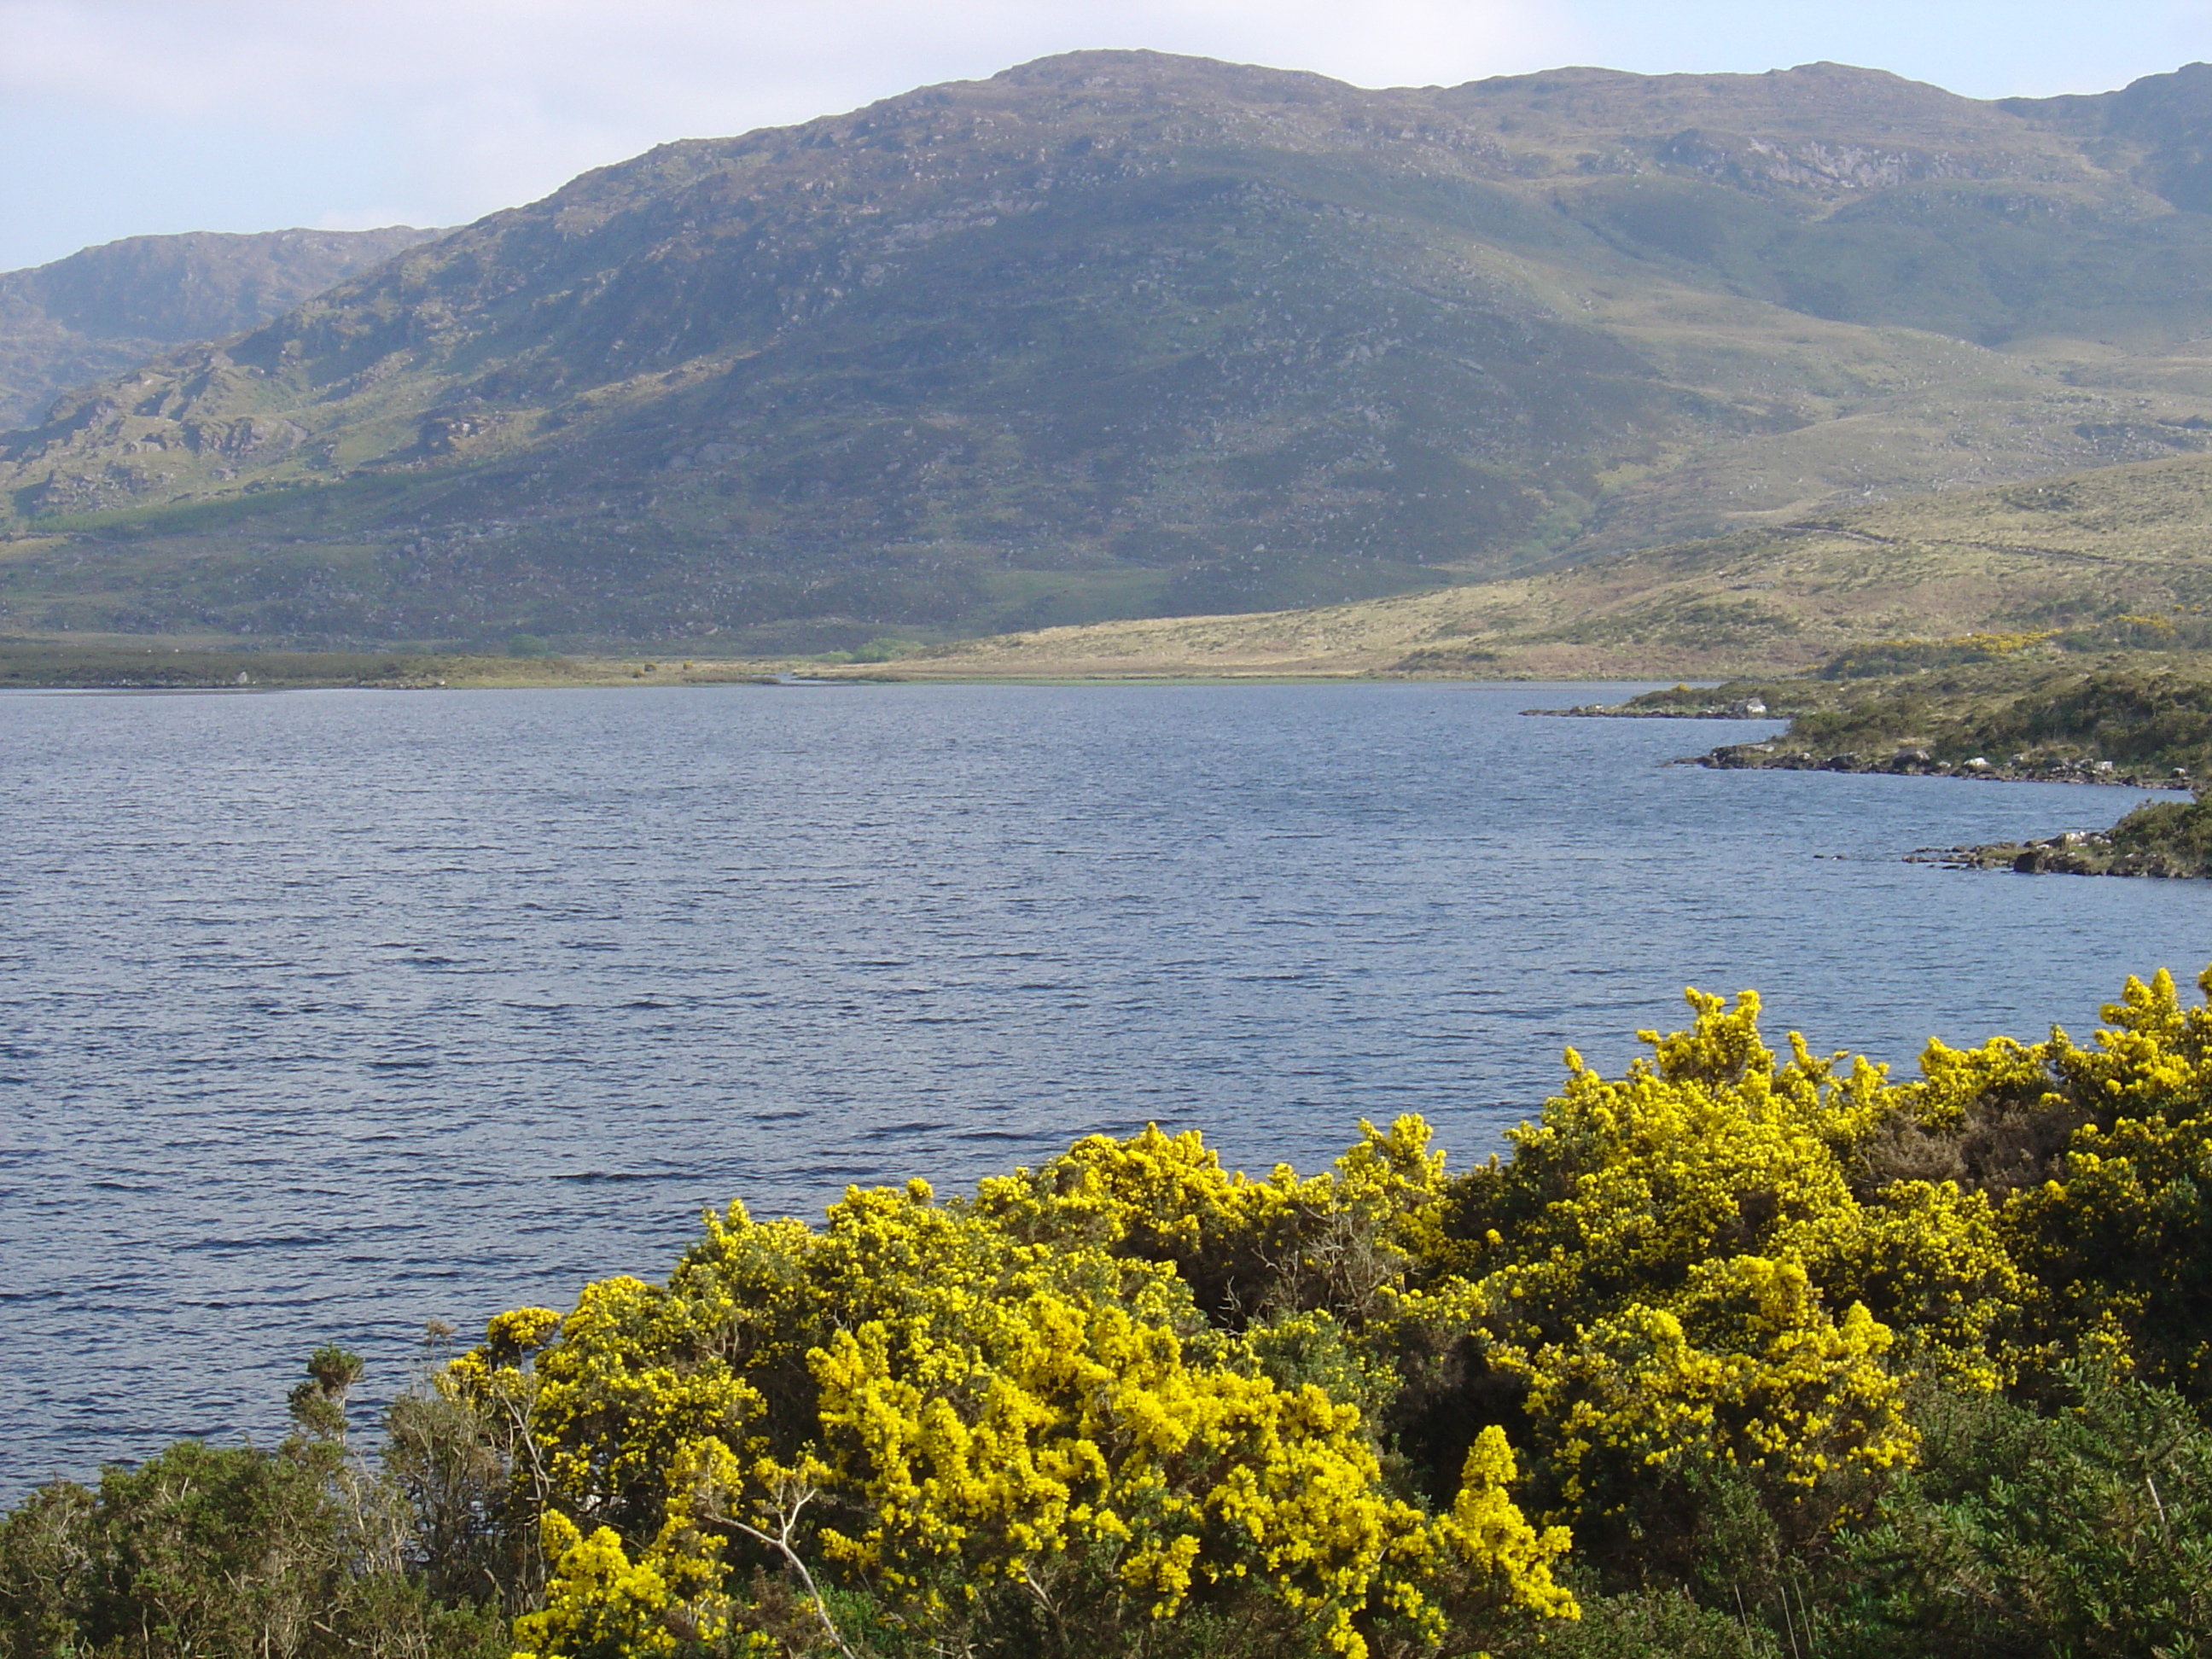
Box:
[0,226,439,430]
[12,52,2212,650]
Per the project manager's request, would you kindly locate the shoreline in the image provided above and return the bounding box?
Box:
[1533,690,2212,878]
[0,640,1678,692]
[1910,826,2210,878]
[1694,739,2191,791]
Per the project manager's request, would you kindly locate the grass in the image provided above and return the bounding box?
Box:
[20,436,2212,697]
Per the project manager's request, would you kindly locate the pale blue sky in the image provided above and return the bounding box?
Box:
[3,0,2209,271]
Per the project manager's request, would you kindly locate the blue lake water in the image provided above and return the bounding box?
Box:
[3,679,2209,1498]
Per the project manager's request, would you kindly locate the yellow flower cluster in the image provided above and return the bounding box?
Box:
[972,1116,1448,1325]
[1975,967,2212,1396]
[1435,1428,1578,1620]
[1412,989,2021,1526]
[465,967,2212,1655]
[457,1144,1569,1658]
[515,1513,698,1659]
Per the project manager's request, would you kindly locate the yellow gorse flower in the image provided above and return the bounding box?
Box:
[457,967,2212,1656]
[457,1126,1568,1658]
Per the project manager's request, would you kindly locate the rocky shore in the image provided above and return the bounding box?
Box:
[1696,741,2192,789]
[1911,791,2212,878]
[1528,655,2212,877]
[1909,830,2180,876]
[1528,696,1773,719]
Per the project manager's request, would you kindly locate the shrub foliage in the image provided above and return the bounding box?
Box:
[14,969,2212,1655]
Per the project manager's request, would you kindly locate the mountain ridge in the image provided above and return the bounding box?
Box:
[12,52,2212,649]
[0,225,439,430]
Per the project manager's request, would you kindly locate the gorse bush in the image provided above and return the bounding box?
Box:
[478,1130,1575,1659]
[14,969,2212,1655]
[1819,630,2059,678]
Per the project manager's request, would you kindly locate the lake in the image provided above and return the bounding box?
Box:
[3,679,2208,1497]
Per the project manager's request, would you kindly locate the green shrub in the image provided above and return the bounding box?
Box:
[1825,1371,2212,1657]
[0,1350,506,1659]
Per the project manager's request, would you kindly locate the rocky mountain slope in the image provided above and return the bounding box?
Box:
[13,52,2212,649]
[0,226,437,430]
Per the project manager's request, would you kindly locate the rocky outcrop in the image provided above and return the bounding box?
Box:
[1913,828,2208,878]
[1539,696,1769,719]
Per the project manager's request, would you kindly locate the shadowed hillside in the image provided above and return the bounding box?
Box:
[884,448,2212,678]
[15,53,2212,649]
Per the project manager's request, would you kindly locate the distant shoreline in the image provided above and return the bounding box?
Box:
[0,638,1689,691]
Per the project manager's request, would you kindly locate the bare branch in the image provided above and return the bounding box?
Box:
[717,1484,859,1659]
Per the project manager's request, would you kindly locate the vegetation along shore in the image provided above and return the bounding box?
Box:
[8,967,2212,1656]
[1546,621,2212,876]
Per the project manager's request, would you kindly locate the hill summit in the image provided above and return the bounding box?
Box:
[13,52,2212,650]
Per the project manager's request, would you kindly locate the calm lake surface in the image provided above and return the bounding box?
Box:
[4,679,2209,1495]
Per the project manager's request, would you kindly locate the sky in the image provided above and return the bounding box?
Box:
[4,0,2212,272]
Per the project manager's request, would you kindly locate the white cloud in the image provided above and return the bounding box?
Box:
[0,1,1571,107]
[0,0,1577,261]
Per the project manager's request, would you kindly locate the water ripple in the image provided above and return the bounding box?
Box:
[3,680,2206,1496]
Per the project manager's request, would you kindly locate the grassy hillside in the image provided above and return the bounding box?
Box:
[15,55,2212,648]
[873,448,2212,679]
